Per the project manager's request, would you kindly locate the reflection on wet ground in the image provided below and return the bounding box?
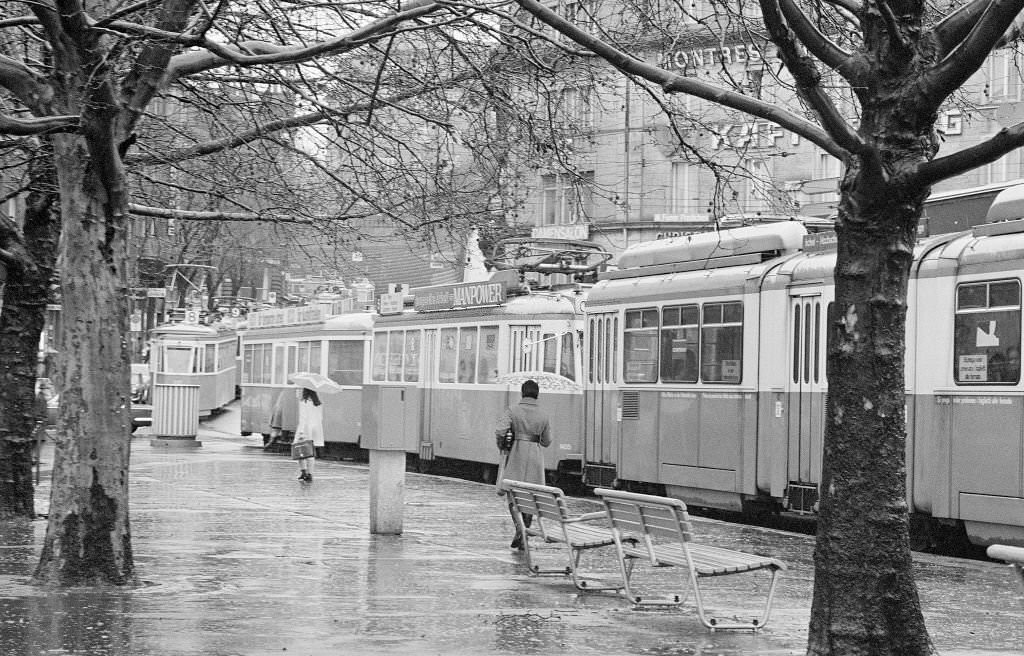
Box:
[2,410,1022,655]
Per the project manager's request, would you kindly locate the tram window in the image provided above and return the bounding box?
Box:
[328,340,364,386]
[404,331,420,382]
[165,346,194,374]
[478,326,498,383]
[624,308,659,383]
[371,331,388,382]
[387,332,404,381]
[203,344,216,373]
[560,332,575,380]
[701,301,743,383]
[543,333,557,373]
[261,345,272,384]
[792,304,801,384]
[612,316,618,383]
[218,342,233,372]
[274,345,286,384]
[242,345,255,384]
[458,328,477,383]
[587,319,596,384]
[439,328,458,382]
[954,280,1021,384]
[297,343,309,374]
[661,305,699,383]
[814,303,822,384]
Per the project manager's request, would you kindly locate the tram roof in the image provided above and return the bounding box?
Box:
[151,322,227,338]
[607,222,808,275]
[587,260,773,307]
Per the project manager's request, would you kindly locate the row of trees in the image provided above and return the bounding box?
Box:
[4,0,1024,653]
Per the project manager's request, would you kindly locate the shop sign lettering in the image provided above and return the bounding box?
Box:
[413,281,507,312]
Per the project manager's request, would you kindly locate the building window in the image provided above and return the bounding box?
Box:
[540,171,594,225]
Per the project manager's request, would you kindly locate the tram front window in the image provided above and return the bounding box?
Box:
[164,346,194,373]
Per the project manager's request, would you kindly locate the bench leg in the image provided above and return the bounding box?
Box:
[562,546,626,593]
[690,567,782,632]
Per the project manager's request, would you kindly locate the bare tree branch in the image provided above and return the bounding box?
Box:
[159,0,446,85]
[931,0,990,57]
[912,122,1024,187]
[0,112,78,136]
[924,0,1024,105]
[512,0,845,158]
[777,0,858,76]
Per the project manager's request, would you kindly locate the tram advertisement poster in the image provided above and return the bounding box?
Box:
[413,280,507,312]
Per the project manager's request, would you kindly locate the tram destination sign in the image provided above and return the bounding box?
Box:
[413,280,507,312]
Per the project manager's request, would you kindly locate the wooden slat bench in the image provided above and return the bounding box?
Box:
[596,487,787,631]
[987,544,1024,592]
[504,479,625,592]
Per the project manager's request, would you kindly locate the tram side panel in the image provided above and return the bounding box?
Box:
[912,235,1024,546]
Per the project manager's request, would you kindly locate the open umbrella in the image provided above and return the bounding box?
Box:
[495,370,581,392]
[291,372,345,395]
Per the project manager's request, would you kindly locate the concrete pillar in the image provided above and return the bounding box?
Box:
[369,449,405,534]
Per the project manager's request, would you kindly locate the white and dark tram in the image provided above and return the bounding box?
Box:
[362,240,609,485]
[239,304,373,451]
[149,320,239,417]
[584,189,1024,548]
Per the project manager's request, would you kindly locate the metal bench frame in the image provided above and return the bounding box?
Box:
[504,479,624,592]
[987,544,1024,593]
[596,487,787,631]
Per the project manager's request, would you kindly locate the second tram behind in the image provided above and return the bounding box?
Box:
[362,275,588,485]
[583,192,1024,548]
[239,305,373,450]
[149,321,239,416]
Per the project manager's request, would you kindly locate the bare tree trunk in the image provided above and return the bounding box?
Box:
[0,146,60,520]
[33,131,135,585]
[808,179,935,655]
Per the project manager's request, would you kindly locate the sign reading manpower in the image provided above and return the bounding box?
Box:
[412,280,507,312]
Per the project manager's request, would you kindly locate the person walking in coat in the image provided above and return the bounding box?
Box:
[294,387,325,482]
[495,379,551,550]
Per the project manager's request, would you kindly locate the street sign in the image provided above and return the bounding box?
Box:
[147,287,167,298]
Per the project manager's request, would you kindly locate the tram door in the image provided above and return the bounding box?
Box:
[584,313,618,487]
[786,294,826,512]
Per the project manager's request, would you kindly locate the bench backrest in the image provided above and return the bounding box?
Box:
[503,480,572,541]
[595,488,695,562]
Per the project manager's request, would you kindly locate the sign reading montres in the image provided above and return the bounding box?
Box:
[413,280,508,312]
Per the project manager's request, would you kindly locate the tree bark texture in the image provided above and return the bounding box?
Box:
[0,147,60,520]
[32,130,135,585]
[807,90,937,656]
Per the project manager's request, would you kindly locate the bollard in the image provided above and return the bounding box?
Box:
[150,383,202,448]
[369,449,405,535]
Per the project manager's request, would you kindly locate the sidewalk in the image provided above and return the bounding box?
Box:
[0,403,1021,655]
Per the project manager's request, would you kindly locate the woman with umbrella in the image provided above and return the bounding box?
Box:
[291,373,342,482]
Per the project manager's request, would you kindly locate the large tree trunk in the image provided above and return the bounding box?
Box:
[32,129,135,585]
[807,176,935,654]
[0,147,60,520]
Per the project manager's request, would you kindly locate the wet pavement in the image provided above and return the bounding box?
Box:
[1,402,1022,655]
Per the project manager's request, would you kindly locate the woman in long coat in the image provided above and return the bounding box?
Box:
[495,379,551,549]
[294,387,325,482]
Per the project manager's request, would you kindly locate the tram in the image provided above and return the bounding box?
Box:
[149,320,239,416]
[362,240,610,485]
[582,190,1024,548]
[238,303,373,451]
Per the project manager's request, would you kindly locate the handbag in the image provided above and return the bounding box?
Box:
[499,426,515,452]
[290,439,315,460]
